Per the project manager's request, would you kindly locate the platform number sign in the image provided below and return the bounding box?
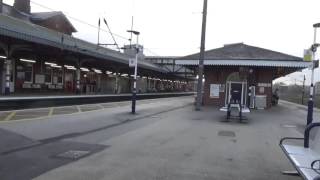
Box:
[129,58,136,67]
[304,49,313,62]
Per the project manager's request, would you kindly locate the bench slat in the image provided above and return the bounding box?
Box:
[283,144,318,156]
[291,154,316,168]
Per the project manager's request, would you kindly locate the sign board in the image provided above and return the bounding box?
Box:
[210,84,220,98]
[129,58,136,67]
[35,74,45,84]
[259,87,265,94]
[258,83,272,87]
[304,49,313,62]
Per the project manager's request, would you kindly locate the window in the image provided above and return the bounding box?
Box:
[53,68,63,84]
[45,66,52,83]
[17,62,33,83]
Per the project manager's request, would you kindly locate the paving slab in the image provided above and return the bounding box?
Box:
[0,128,38,154]
[0,140,106,180]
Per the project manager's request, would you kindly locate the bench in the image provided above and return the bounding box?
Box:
[219,102,250,122]
[280,122,320,180]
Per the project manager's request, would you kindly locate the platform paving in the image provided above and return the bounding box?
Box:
[31,100,316,180]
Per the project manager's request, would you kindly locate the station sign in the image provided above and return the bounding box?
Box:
[129,58,136,67]
[304,49,313,62]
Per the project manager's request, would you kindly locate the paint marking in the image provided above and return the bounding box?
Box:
[4,111,16,121]
[76,106,82,113]
[48,108,54,116]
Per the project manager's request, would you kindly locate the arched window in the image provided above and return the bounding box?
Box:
[226,72,246,82]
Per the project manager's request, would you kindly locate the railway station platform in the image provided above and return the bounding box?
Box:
[0,96,317,180]
[0,92,195,111]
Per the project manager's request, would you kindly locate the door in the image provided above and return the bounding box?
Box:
[230,83,242,104]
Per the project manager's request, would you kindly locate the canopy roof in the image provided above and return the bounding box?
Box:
[176,43,311,68]
[0,14,166,73]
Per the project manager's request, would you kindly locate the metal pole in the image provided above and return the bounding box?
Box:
[302,75,306,105]
[132,34,139,114]
[307,27,317,125]
[195,0,208,111]
[97,18,101,45]
[4,58,11,95]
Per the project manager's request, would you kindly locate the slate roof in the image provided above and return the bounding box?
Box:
[31,11,63,20]
[1,3,76,33]
[180,43,302,61]
[31,11,77,32]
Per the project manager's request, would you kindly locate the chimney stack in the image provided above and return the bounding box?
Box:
[14,0,31,14]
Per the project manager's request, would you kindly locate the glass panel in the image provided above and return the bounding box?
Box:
[45,66,52,83]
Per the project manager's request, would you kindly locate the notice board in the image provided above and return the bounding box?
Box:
[210,84,220,98]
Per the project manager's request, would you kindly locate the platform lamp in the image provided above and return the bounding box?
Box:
[307,23,320,125]
[127,30,140,114]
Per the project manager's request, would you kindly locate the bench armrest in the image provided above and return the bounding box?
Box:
[305,123,320,148]
[280,137,304,146]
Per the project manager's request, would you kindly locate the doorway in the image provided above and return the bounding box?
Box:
[225,72,247,106]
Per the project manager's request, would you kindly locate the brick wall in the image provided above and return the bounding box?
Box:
[203,66,274,108]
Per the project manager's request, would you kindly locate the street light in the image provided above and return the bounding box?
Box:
[127,30,140,114]
[307,23,320,125]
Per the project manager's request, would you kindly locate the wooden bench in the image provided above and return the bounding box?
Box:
[280,122,320,179]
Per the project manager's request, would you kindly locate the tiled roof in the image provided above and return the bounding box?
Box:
[31,11,77,32]
[31,11,63,20]
[180,43,302,61]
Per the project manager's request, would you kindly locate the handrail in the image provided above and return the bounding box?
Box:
[280,137,304,145]
[304,122,320,148]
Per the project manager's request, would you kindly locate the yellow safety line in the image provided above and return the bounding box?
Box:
[48,107,54,117]
[77,106,82,113]
[4,111,16,121]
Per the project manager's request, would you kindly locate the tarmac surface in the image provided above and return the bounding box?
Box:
[0,96,317,180]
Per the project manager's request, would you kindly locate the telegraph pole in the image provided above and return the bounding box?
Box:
[195,0,208,111]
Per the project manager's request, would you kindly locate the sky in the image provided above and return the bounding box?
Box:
[3,0,320,84]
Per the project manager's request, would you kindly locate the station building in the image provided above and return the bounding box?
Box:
[0,0,192,95]
[176,43,311,109]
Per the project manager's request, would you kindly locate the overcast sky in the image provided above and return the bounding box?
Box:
[3,0,320,84]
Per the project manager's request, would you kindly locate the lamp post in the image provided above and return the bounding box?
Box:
[127,30,140,114]
[307,23,320,125]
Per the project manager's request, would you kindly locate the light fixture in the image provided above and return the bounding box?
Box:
[80,67,90,72]
[64,65,76,70]
[45,62,57,66]
[93,68,102,74]
[106,71,113,75]
[0,55,7,59]
[20,58,36,63]
[52,65,62,68]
